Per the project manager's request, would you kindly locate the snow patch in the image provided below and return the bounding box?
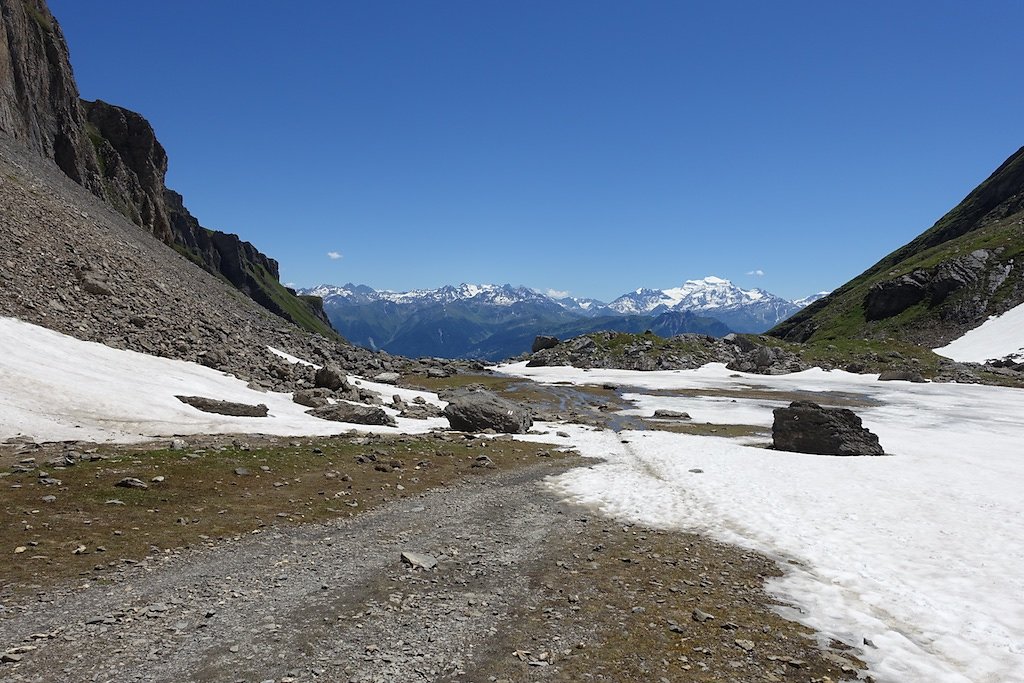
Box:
[933,302,1024,363]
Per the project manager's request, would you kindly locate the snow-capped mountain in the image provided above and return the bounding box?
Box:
[300,278,825,359]
[608,276,801,333]
[792,291,831,308]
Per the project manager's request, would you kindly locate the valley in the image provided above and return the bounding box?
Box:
[2,1,1024,682]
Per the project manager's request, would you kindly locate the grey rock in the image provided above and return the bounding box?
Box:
[292,388,332,408]
[531,335,560,353]
[878,369,927,383]
[373,372,401,385]
[651,409,691,420]
[772,401,885,456]
[308,403,397,427]
[443,390,533,434]
[175,395,269,417]
[314,364,349,391]
[114,477,148,490]
[400,551,438,571]
[169,438,188,451]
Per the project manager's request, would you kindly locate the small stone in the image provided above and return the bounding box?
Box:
[115,477,148,490]
[233,467,251,476]
[735,639,755,652]
[400,551,438,571]
[169,438,188,451]
[41,495,56,503]
[692,609,715,623]
[151,476,165,483]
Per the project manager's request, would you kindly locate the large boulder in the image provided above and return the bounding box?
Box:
[314,364,349,391]
[175,395,269,417]
[772,401,884,456]
[443,390,533,434]
[531,335,560,353]
[307,403,396,427]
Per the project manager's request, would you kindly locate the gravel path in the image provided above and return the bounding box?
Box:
[0,460,580,683]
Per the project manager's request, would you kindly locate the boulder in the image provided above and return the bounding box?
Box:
[176,395,269,417]
[308,403,396,427]
[373,372,402,385]
[531,335,560,353]
[443,390,533,434]
[314,364,349,391]
[878,369,927,383]
[651,409,691,420]
[772,401,884,456]
[292,388,332,408]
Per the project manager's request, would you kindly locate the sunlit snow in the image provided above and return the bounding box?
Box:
[500,361,1024,683]
[0,317,446,443]
[934,301,1024,363]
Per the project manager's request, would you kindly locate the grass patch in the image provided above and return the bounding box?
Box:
[0,434,565,595]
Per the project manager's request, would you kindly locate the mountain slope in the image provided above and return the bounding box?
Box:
[0,1,333,336]
[772,147,1024,347]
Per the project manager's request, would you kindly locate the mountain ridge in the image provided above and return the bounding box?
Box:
[304,278,824,360]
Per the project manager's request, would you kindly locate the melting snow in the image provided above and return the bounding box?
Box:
[0,317,445,443]
[500,361,1024,683]
[933,302,1024,363]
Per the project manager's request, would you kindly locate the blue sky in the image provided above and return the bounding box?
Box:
[50,0,1023,301]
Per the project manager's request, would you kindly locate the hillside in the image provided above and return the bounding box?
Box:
[0,0,332,336]
[771,147,1024,348]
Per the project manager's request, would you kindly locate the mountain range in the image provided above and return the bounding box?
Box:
[302,278,828,360]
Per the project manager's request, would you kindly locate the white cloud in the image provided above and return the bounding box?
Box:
[746,269,765,276]
[546,288,570,299]
[327,251,343,260]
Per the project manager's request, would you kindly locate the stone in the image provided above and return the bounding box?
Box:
[169,438,188,451]
[692,609,715,623]
[292,388,332,408]
[878,369,927,383]
[531,335,560,353]
[652,409,691,420]
[115,477,149,490]
[373,372,401,385]
[176,395,269,417]
[443,390,533,434]
[314,364,349,391]
[308,403,397,427]
[772,401,885,456]
[233,467,251,476]
[735,639,755,652]
[400,551,438,571]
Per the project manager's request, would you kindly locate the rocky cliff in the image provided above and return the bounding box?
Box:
[0,0,333,336]
[771,147,1024,348]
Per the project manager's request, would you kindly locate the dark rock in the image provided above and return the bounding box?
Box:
[292,388,332,408]
[651,409,691,420]
[531,335,560,353]
[772,401,884,456]
[176,395,269,417]
[308,403,396,427]
[314,364,349,391]
[443,390,533,434]
[877,369,927,383]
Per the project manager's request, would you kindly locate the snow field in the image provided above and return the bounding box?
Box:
[506,363,1024,683]
[0,317,446,443]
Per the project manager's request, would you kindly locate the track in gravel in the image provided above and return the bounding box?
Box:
[0,460,579,683]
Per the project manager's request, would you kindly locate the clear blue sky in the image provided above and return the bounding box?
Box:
[50,0,1023,301]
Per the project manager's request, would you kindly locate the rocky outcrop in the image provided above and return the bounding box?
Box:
[0,0,100,192]
[175,395,269,417]
[531,335,559,353]
[443,390,533,434]
[772,401,884,456]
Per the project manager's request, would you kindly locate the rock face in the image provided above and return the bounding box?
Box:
[772,401,884,456]
[0,0,333,336]
[0,0,101,192]
[443,390,533,434]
